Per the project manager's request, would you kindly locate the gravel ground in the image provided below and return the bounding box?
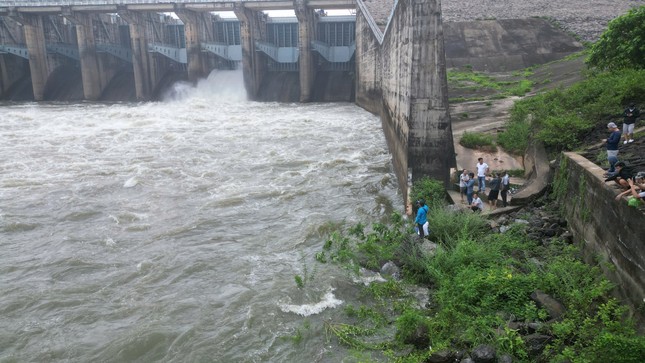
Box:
[362,0,645,42]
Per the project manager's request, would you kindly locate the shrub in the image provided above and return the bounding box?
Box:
[587,6,645,70]
[460,131,498,152]
[409,177,448,209]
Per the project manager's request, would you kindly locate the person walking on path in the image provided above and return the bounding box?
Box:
[466,172,476,205]
[605,122,622,176]
[459,169,470,203]
[414,199,429,239]
[622,103,640,144]
[487,173,501,210]
[476,158,489,193]
[500,171,510,207]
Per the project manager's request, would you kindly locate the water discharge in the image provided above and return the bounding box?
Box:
[0,70,402,362]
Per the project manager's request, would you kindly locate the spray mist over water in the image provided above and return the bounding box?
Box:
[161,69,247,103]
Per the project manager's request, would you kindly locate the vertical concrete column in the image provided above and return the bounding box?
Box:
[294,0,316,102]
[118,10,153,100]
[15,14,49,101]
[63,11,102,100]
[174,7,205,82]
[407,0,456,187]
[234,4,267,99]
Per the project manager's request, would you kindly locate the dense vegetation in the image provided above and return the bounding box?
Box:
[586,6,645,71]
[311,177,645,362]
[496,68,645,155]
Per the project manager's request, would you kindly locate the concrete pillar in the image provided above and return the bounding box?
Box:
[407,0,456,187]
[118,10,153,100]
[174,7,205,82]
[14,14,49,101]
[63,11,102,100]
[234,4,267,99]
[294,0,316,102]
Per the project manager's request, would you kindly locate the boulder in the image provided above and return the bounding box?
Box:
[471,344,496,363]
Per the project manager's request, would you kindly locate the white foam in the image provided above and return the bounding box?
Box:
[352,268,387,285]
[123,176,138,188]
[279,289,343,316]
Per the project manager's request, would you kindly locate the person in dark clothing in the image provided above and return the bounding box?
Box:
[500,171,510,207]
[487,173,501,210]
[605,161,633,189]
[622,103,640,144]
[605,122,621,175]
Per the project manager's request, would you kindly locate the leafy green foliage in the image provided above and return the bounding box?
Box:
[409,177,448,209]
[587,6,645,70]
[317,205,645,362]
[497,69,645,153]
[459,131,498,152]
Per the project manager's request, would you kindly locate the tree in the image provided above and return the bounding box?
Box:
[586,6,645,70]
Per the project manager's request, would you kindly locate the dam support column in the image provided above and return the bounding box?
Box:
[118,10,154,100]
[11,13,49,101]
[234,4,267,99]
[63,11,102,100]
[174,6,205,82]
[294,0,316,102]
[408,0,455,187]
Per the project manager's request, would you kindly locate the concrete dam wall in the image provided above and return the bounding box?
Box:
[355,0,456,203]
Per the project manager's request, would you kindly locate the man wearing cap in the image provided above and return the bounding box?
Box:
[605,122,621,176]
[622,103,640,144]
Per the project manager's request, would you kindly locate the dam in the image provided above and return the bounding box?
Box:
[0,0,585,203]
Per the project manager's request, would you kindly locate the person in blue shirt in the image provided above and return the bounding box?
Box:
[414,199,429,239]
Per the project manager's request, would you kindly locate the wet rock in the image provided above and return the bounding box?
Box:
[427,350,454,363]
[530,290,566,320]
[500,225,511,233]
[380,261,400,279]
[499,354,514,363]
[524,333,552,356]
[419,241,439,257]
[471,344,496,363]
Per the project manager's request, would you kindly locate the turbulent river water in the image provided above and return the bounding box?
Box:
[0,70,403,362]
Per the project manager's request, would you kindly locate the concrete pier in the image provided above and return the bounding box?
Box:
[64,11,102,100]
[15,14,49,101]
[234,5,267,99]
[175,7,205,82]
[294,0,315,102]
[118,10,155,100]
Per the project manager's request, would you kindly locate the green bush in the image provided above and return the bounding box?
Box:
[587,6,645,70]
[498,69,645,153]
[536,113,593,149]
[460,131,498,152]
[409,177,448,209]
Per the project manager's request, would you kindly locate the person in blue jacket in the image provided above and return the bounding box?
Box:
[414,199,429,239]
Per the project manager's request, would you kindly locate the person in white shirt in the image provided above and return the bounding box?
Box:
[470,193,484,212]
[459,169,470,203]
[476,158,489,193]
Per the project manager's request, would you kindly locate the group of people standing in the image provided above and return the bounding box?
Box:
[604,103,643,207]
[459,157,510,212]
[605,103,640,175]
